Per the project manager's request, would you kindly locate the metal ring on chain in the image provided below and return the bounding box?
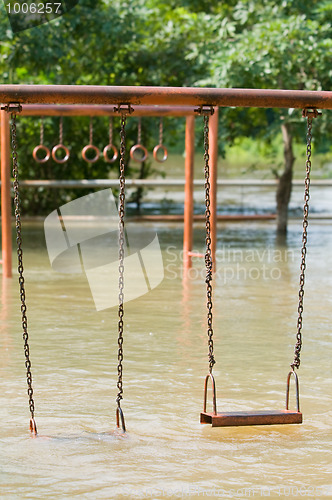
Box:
[130,144,148,163]
[52,144,70,164]
[82,144,100,163]
[33,144,50,163]
[103,144,118,163]
[153,144,168,163]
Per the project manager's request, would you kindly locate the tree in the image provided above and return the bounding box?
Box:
[195,0,332,233]
[0,0,210,213]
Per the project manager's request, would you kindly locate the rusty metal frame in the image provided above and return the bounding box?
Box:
[1,85,332,279]
[0,85,332,108]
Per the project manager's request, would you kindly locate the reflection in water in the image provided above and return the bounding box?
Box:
[0,220,331,499]
[0,277,11,372]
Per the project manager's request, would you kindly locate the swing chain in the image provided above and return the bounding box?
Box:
[116,111,127,427]
[10,109,37,435]
[292,109,320,370]
[203,113,216,373]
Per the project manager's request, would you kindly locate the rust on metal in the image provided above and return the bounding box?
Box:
[200,410,303,427]
[183,115,195,270]
[20,104,200,117]
[82,144,100,163]
[32,145,50,163]
[286,369,300,412]
[153,117,168,162]
[203,373,217,415]
[52,144,70,163]
[0,110,12,277]
[130,144,148,163]
[302,108,322,118]
[30,417,38,435]
[0,85,331,109]
[103,144,118,163]
[116,406,126,433]
[194,105,215,115]
[153,144,168,162]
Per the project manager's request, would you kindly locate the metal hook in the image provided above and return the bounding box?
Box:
[116,406,126,433]
[30,416,37,436]
[194,105,215,116]
[203,373,217,415]
[286,368,300,413]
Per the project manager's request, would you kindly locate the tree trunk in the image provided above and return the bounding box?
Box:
[276,122,295,234]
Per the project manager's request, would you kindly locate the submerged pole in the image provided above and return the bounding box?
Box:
[183,115,195,270]
[1,110,12,278]
[209,108,219,271]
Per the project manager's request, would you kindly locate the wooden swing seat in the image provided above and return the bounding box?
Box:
[200,409,302,427]
[201,370,302,428]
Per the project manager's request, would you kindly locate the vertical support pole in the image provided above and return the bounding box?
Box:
[209,108,218,271]
[183,115,195,271]
[1,110,12,278]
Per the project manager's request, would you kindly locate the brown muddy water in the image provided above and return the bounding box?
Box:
[0,219,331,499]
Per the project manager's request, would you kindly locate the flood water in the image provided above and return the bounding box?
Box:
[1,218,331,499]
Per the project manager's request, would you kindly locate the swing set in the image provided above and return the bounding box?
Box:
[1,85,332,436]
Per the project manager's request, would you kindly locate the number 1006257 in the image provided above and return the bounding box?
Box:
[6,3,62,15]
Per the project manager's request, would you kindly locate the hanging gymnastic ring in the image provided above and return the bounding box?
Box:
[103,144,118,163]
[130,144,148,163]
[82,144,100,163]
[286,368,301,413]
[32,145,50,164]
[153,144,168,163]
[52,144,70,164]
[203,373,217,415]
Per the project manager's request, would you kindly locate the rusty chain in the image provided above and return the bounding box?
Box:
[292,109,320,369]
[10,106,37,435]
[117,113,126,408]
[113,105,133,432]
[193,108,217,374]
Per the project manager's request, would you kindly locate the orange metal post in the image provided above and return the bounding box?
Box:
[183,115,195,270]
[1,110,12,278]
[209,108,219,271]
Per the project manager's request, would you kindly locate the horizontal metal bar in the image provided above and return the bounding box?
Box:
[20,104,199,117]
[1,85,332,109]
[1,179,332,189]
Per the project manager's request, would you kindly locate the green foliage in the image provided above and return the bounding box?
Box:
[0,0,332,214]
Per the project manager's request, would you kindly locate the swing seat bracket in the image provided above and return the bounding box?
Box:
[200,370,302,427]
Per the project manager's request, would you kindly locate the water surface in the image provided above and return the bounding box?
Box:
[1,220,331,499]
